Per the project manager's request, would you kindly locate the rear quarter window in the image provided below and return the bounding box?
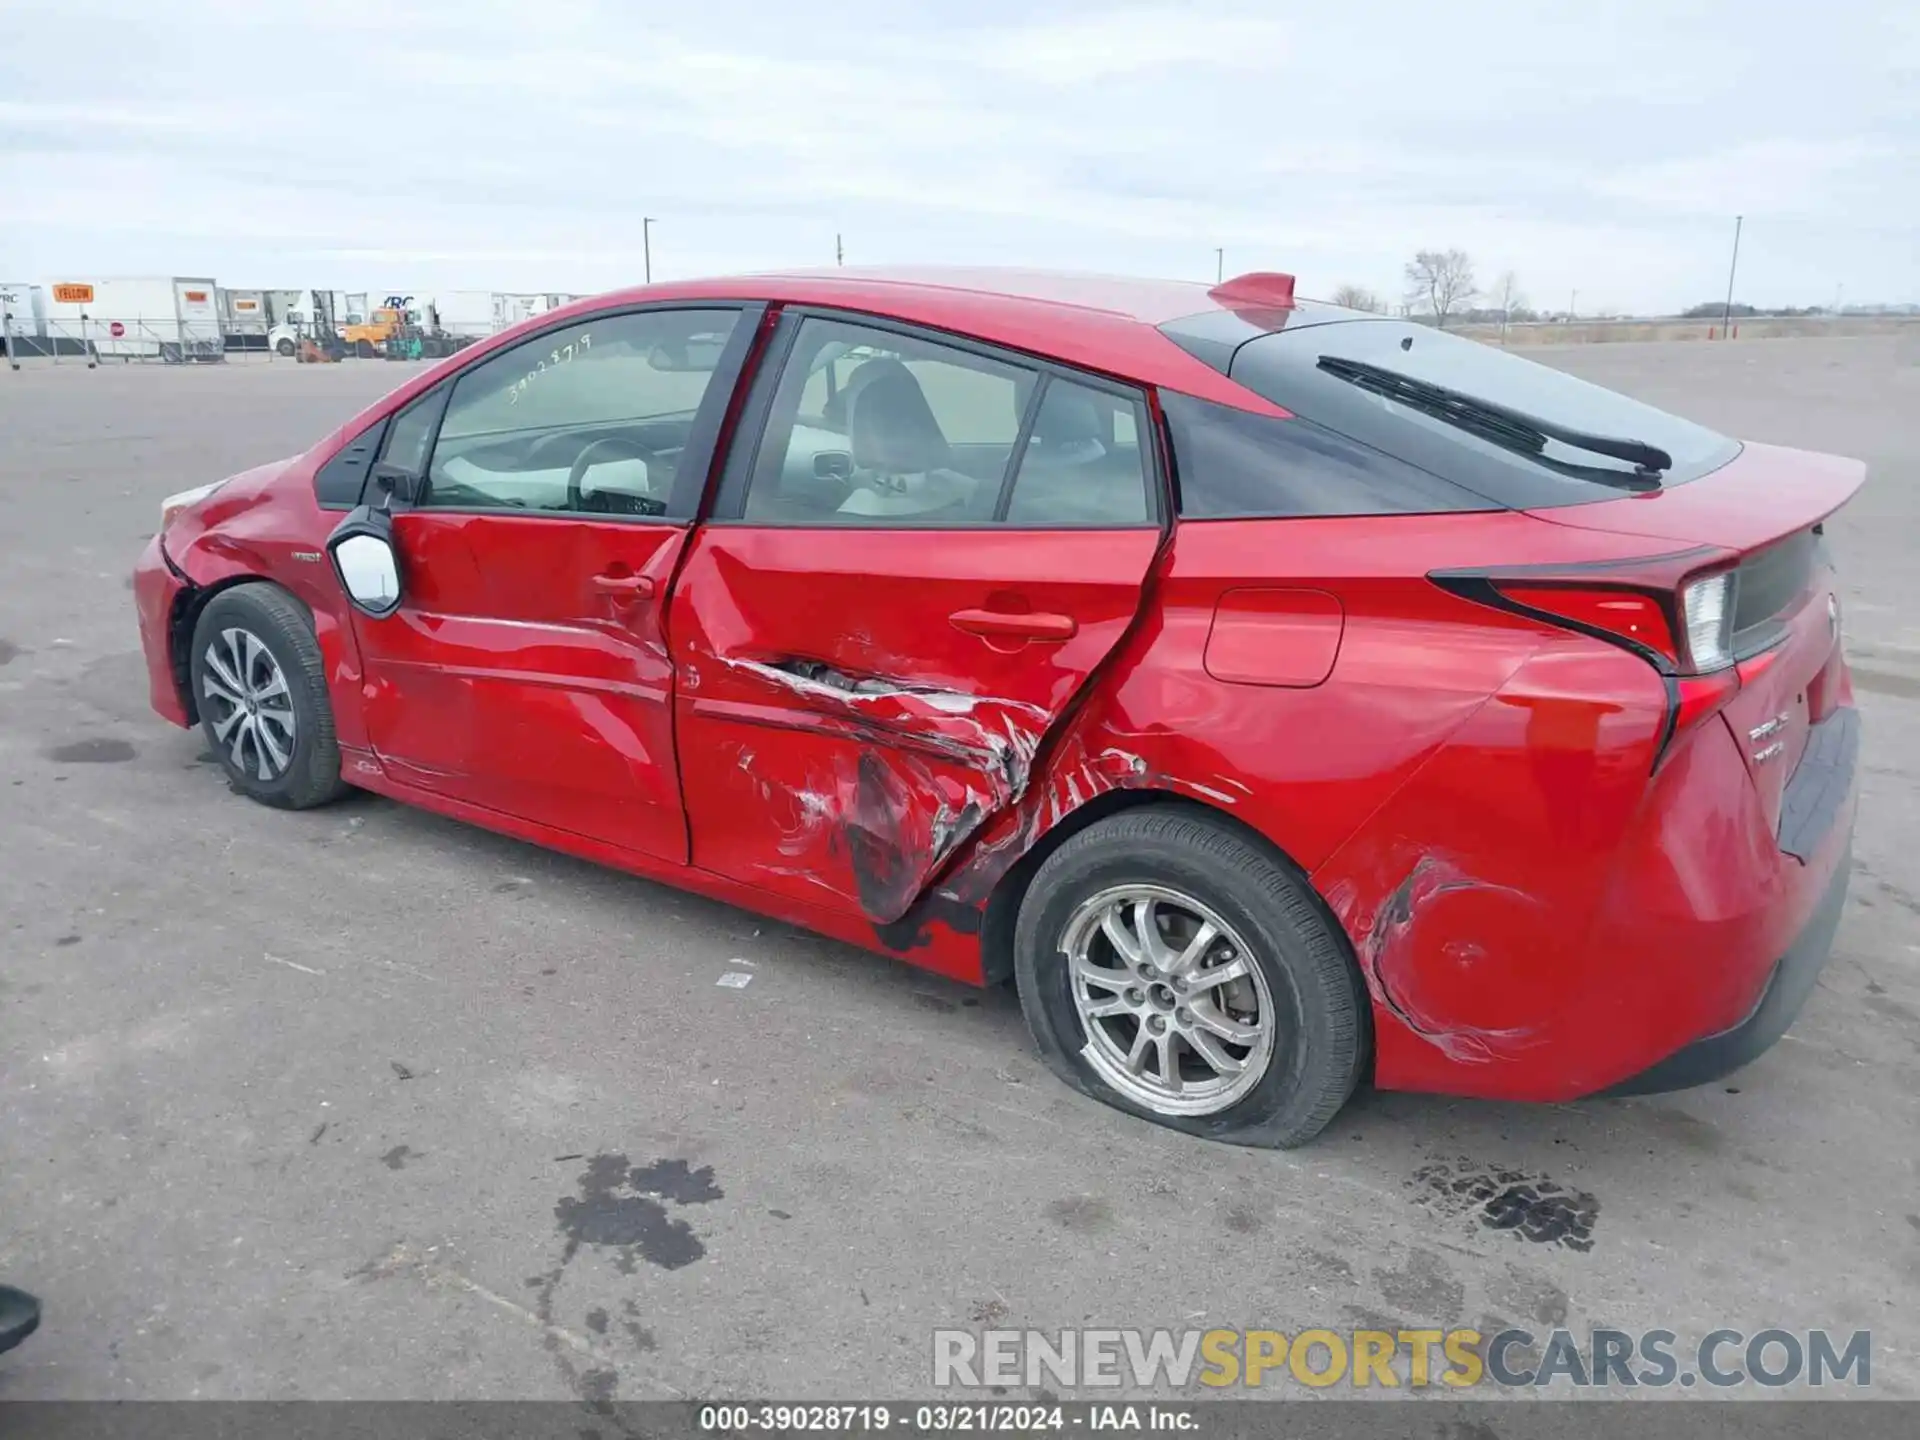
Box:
[1162,394,1487,518]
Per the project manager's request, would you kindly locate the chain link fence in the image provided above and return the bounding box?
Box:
[2,314,230,367]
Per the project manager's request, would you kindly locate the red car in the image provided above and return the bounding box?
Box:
[133,268,1864,1146]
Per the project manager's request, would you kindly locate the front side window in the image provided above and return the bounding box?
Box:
[421,309,741,517]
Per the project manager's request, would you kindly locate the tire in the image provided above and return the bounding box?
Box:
[355,339,376,359]
[275,337,296,357]
[1013,807,1367,1148]
[188,583,348,810]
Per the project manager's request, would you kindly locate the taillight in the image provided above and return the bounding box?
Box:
[1497,586,1678,666]
[1672,669,1739,739]
[1433,553,1744,769]
[1678,569,1737,671]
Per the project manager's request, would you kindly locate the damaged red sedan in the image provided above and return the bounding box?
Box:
[133,268,1864,1146]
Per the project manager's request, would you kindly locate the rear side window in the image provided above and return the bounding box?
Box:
[1004,379,1152,525]
[1219,320,1741,509]
[741,315,1031,526]
[731,316,1155,528]
[1162,393,1485,518]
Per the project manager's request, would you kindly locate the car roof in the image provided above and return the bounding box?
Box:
[559,267,1295,413]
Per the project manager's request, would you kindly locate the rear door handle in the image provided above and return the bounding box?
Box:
[949,607,1077,641]
[592,573,655,599]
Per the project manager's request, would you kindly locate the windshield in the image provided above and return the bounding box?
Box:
[1221,319,1741,507]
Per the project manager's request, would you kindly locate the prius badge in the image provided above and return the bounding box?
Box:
[1749,712,1791,764]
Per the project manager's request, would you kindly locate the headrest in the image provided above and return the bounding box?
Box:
[1034,388,1105,448]
[849,366,952,474]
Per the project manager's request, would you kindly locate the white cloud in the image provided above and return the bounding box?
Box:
[977,8,1292,84]
[1595,139,1898,218]
[0,0,1911,311]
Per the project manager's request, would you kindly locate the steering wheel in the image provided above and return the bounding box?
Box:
[566,436,660,513]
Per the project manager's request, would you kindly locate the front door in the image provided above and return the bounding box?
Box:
[668,311,1165,934]
[346,304,756,862]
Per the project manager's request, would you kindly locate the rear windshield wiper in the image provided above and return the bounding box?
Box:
[1317,355,1671,489]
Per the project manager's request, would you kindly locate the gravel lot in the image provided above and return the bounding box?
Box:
[2,336,1916,1403]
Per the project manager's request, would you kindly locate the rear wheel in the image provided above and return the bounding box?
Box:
[1013,807,1367,1148]
[189,584,347,810]
[354,339,376,359]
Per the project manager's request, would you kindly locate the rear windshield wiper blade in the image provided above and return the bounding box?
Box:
[1317,355,1672,487]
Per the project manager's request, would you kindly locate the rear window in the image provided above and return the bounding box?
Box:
[1199,318,1741,512]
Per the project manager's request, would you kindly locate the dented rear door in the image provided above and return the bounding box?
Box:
[668,311,1164,943]
[670,528,1160,937]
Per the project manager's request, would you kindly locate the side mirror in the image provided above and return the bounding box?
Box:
[326,505,403,618]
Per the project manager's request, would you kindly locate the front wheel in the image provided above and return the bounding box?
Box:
[275,337,296,357]
[188,583,348,809]
[1013,807,1367,1148]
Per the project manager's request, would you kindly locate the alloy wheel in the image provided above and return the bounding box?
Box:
[201,626,297,781]
[1062,884,1277,1117]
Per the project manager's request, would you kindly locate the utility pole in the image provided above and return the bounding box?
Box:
[643,217,656,285]
[1215,248,1224,283]
[1720,214,1743,340]
[836,233,844,267]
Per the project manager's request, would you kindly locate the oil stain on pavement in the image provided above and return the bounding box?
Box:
[528,1153,723,1410]
[46,738,137,763]
[554,1154,724,1272]
[1409,1161,1600,1252]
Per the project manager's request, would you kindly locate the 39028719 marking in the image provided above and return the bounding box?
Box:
[698,1404,901,1432]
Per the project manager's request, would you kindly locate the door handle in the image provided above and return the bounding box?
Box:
[592,573,655,599]
[949,607,1077,641]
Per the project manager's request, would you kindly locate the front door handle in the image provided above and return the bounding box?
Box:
[592,573,656,599]
[949,607,1077,641]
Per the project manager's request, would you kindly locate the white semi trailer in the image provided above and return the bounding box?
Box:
[41,277,224,362]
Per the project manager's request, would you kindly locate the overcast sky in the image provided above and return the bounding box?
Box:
[4,0,1914,313]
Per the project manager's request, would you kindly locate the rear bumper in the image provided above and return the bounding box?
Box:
[133,532,192,728]
[1602,828,1851,1095]
[1328,678,1860,1102]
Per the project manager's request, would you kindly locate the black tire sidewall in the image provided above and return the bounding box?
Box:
[188,587,335,808]
[1014,816,1361,1146]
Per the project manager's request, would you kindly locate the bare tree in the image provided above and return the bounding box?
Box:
[1331,284,1384,313]
[1404,249,1477,328]
[1492,270,1525,343]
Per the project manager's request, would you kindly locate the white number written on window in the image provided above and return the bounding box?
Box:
[507,331,592,406]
